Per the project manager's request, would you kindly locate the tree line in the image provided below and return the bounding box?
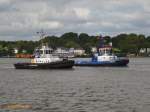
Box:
[0,32,150,57]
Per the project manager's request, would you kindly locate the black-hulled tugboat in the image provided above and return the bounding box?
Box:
[14,31,74,69]
[75,36,129,67]
[14,44,74,69]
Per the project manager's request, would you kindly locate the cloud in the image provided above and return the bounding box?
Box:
[73,8,90,19]
[0,0,150,40]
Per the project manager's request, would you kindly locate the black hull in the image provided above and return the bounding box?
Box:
[14,60,74,69]
[75,59,129,67]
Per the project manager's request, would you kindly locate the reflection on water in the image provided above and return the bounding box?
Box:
[0,58,150,112]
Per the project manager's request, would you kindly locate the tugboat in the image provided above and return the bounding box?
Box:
[14,32,74,69]
[75,36,129,67]
[14,45,74,69]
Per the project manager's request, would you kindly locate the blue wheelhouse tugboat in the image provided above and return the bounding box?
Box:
[75,35,129,66]
[14,32,74,69]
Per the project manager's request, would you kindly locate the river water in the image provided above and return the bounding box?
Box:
[0,58,150,112]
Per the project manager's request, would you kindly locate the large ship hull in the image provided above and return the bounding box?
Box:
[75,59,129,67]
[14,60,74,69]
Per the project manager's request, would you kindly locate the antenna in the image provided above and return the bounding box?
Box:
[37,29,46,46]
[37,29,45,40]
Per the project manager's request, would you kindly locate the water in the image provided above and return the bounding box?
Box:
[0,58,150,112]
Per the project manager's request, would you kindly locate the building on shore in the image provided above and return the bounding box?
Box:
[91,47,97,53]
[140,48,150,54]
[73,48,85,56]
[54,47,74,58]
[54,47,86,57]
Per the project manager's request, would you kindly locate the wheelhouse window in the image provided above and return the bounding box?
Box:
[45,50,52,54]
[46,50,50,54]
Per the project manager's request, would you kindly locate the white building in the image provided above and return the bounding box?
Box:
[55,47,74,58]
[91,47,97,53]
[14,48,18,54]
[54,47,85,57]
[140,48,150,54]
[73,48,85,56]
[55,47,69,54]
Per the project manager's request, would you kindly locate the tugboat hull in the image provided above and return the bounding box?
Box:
[14,60,74,69]
[75,59,129,67]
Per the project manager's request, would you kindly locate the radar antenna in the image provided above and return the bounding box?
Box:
[37,29,46,46]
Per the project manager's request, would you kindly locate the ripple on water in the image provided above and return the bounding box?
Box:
[0,58,150,112]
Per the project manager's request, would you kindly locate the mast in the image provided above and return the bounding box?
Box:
[37,29,46,47]
[96,35,104,53]
[98,35,104,48]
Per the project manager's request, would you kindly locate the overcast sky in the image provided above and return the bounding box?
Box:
[0,0,150,40]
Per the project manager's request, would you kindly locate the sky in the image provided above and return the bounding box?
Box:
[0,0,150,40]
